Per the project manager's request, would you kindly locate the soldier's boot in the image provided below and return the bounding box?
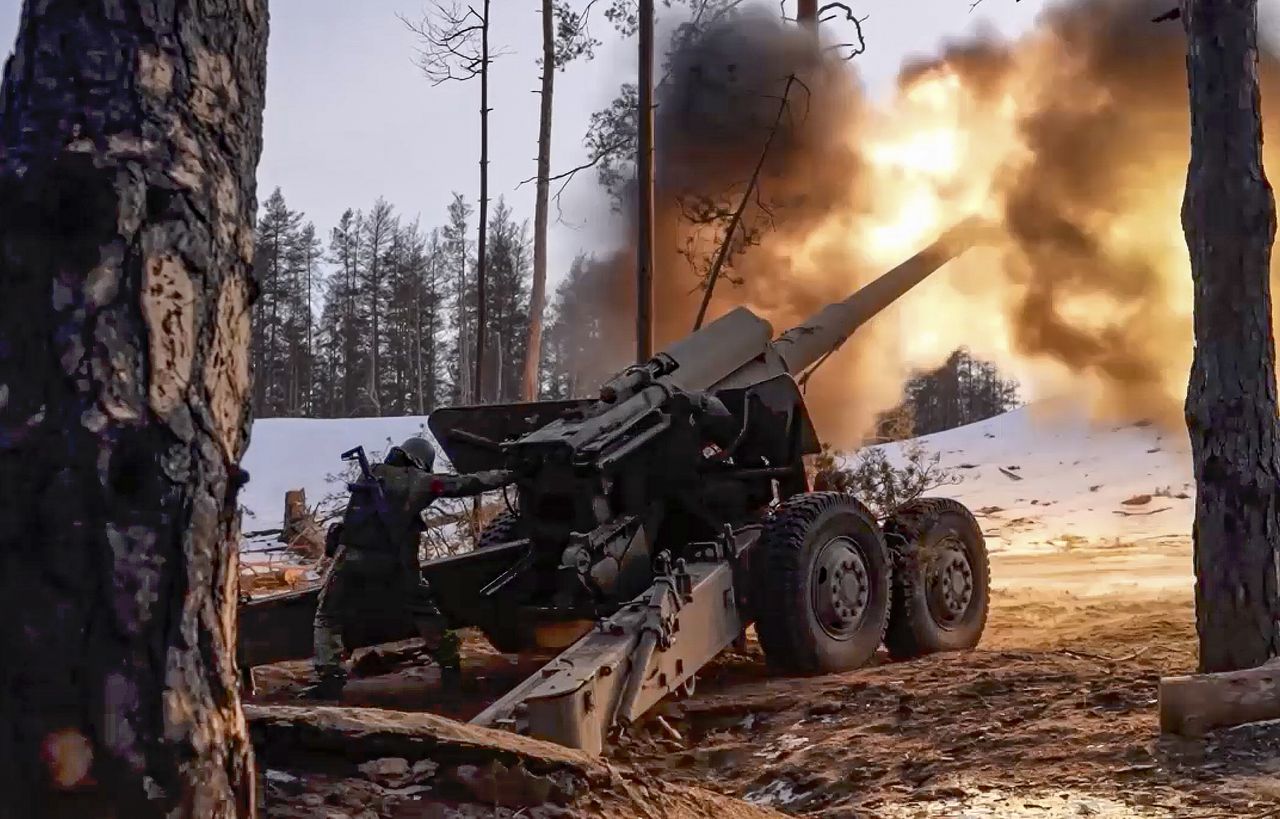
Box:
[438,664,462,697]
[298,668,347,701]
[417,616,463,700]
[306,604,349,701]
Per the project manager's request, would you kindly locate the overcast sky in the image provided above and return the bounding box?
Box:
[0,1,1048,288]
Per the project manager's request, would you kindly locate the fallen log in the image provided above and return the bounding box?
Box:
[239,565,312,596]
[245,705,593,771]
[244,705,787,817]
[1159,657,1280,737]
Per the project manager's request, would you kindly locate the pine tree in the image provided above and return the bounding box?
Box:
[327,209,365,416]
[253,188,303,417]
[383,219,435,415]
[898,348,1019,436]
[0,0,266,810]
[443,194,476,403]
[585,1,747,210]
[542,254,626,398]
[1181,0,1280,671]
[298,223,325,415]
[524,0,601,398]
[405,1,496,402]
[419,230,447,412]
[312,202,453,419]
[483,199,532,401]
[360,199,397,416]
[248,189,324,419]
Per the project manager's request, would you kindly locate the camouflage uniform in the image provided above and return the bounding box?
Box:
[310,449,512,696]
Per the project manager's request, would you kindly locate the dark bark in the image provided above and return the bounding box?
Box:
[414,259,426,414]
[692,75,794,332]
[522,0,556,402]
[1181,0,1280,672]
[636,0,655,363]
[304,227,316,415]
[0,0,268,814]
[474,0,491,404]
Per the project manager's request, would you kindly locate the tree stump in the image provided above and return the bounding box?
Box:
[280,489,324,559]
[281,489,308,542]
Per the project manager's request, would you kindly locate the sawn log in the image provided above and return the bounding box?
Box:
[1159,657,1280,737]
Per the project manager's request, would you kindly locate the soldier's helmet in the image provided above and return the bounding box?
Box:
[384,436,436,471]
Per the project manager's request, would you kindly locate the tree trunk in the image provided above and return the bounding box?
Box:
[370,232,381,415]
[1181,0,1280,673]
[425,254,438,412]
[0,0,268,815]
[305,239,314,416]
[345,234,358,415]
[415,272,425,415]
[797,0,818,25]
[636,0,655,364]
[269,227,280,414]
[473,0,490,405]
[457,258,471,403]
[522,0,556,402]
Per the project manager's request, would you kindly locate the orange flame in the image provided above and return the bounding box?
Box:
[660,0,1280,445]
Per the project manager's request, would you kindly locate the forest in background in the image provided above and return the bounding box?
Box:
[244,0,1020,438]
[248,185,1019,437]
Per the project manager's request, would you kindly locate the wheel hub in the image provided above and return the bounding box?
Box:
[812,536,870,640]
[927,539,974,626]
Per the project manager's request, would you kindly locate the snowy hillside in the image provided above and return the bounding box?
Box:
[238,415,439,534]
[237,403,1194,556]
[855,403,1193,553]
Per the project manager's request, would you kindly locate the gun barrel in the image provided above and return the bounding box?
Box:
[773,217,983,375]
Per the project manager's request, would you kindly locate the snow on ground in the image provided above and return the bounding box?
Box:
[238,415,439,535]
[848,401,1194,555]
[238,401,1195,571]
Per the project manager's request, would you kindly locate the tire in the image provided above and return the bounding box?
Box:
[882,498,990,661]
[476,511,520,550]
[752,492,892,674]
[473,511,528,653]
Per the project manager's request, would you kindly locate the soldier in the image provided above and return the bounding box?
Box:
[301,436,513,700]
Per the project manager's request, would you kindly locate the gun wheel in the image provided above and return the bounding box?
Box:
[752,492,891,674]
[883,498,990,660]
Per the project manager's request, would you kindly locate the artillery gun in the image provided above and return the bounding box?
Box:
[238,218,991,755]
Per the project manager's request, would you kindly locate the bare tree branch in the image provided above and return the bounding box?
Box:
[970,0,1025,11]
[400,2,498,86]
[818,2,868,60]
[693,73,804,329]
[517,136,632,189]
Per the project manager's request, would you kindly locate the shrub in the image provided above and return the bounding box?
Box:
[810,441,959,518]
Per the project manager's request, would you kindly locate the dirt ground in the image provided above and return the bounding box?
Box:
[246,538,1280,818]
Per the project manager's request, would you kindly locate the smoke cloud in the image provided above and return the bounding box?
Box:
[581,0,1280,446]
